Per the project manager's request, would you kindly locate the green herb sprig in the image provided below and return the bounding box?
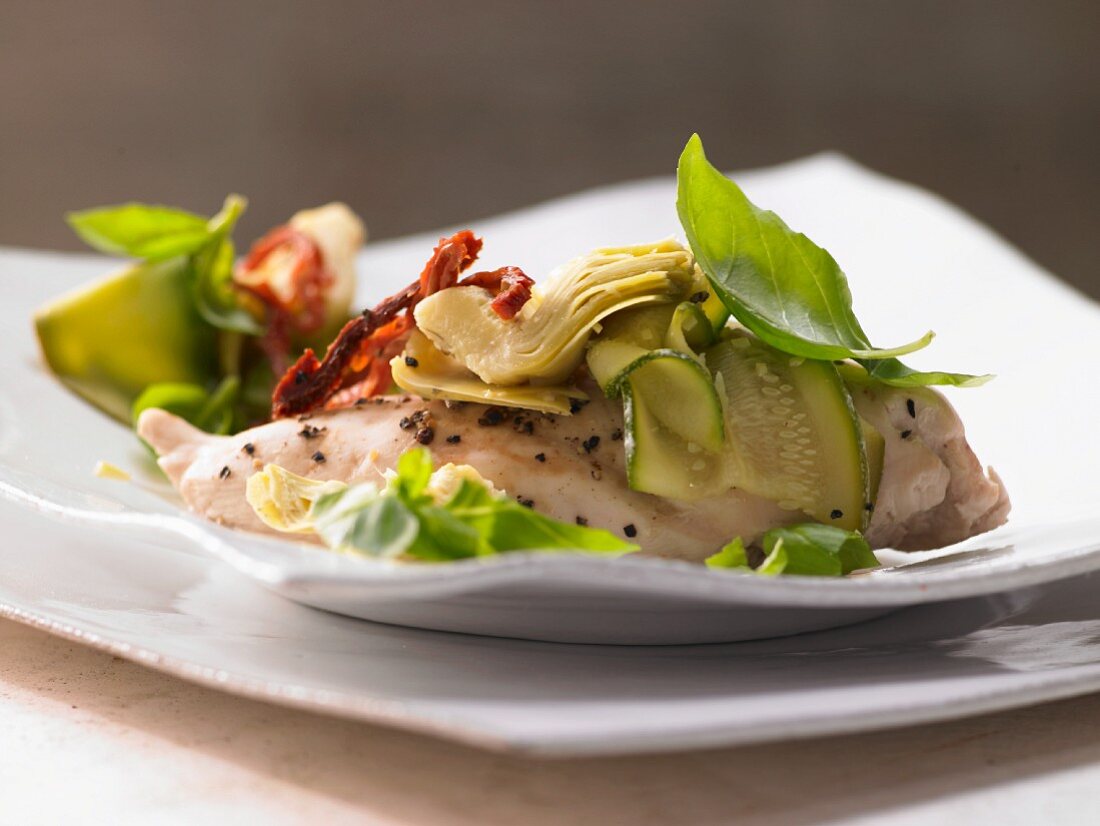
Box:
[65,196,272,435]
[310,448,639,561]
[706,524,878,576]
[676,134,990,388]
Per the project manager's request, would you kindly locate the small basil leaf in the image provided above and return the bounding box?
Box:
[131,382,208,425]
[191,195,264,335]
[206,194,247,237]
[394,447,434,503]
[705,537,750,569]
[479,501,636,554]
[708,524,878,577]
[68,204,212,261]
[761,524,877,576]
[408,505,485,560]
[858,357,992,389]
[756,538,790,575]
[314,489,419,559]
[131,375,239,436]
[760,531,839,576]
[311,487,354,521]
[192,375,240,434]
[238,360,278,424]
[191,237,264,334]
[445,478,499,512]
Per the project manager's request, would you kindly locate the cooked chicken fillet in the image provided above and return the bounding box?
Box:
[851,380,1010,550]
[140,392,793,560]
[138,380,1009,561]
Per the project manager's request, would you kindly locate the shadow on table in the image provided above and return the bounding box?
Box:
[4,611,1100,825]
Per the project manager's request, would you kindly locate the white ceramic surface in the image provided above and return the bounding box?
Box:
[3,154,1100,750]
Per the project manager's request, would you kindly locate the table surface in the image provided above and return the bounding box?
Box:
[4,617,1100,825]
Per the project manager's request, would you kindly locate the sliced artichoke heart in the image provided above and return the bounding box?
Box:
[246,464,348,533]
[412,239,696,387]
[391,330,586,415]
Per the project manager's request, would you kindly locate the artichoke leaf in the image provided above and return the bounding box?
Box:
[412,239,696,387]
[246,464,349,534]
[391,330,587,415]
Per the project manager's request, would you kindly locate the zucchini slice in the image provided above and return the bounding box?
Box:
[585,303,728,500]
[586,338,649,394]
[669,301,716,352]
[706,331,870,531]
[622,366,729,500]
[621,351,725,452]
[588,339,728,499]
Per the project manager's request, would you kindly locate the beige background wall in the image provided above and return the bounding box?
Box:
[2,1,1097,294]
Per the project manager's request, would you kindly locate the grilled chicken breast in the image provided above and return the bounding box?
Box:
[139,380,1009,561]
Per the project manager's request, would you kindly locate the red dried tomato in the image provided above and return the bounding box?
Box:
[235,226,332,374]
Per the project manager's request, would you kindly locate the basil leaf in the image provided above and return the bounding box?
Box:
[755,538,790,575]
[394,448,434,503]
[132,382,208,425]
[191,195,264,335]
[677,134,929,361]
[193,375,241,434]
[191,237,264,335]
[479,501,635,554]
[439,471,635,555]
[445,477,499,511]
[68,204,212,261]
[705,523,877,576]
[859,357,992,389]
[306,448,637,561]
[408,505,485,560]
[131,375,239,436]
[705,537,750,569]
[313,487,419,559]
[762,524,877,576]
[310,486,357,522]
[676,135,986,388]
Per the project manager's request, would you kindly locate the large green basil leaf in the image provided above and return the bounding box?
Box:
[676,134,988,387]
[67,204,212,261]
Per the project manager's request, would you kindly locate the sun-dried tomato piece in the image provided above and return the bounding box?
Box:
[235,225,332,374]
[268,230,541,418]
[459,265,534,319]
[271,231,482,418]
[420,230,482,297]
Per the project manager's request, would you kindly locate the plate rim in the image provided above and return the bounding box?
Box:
[4,475,1100,610]
[8,587,1100,757]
